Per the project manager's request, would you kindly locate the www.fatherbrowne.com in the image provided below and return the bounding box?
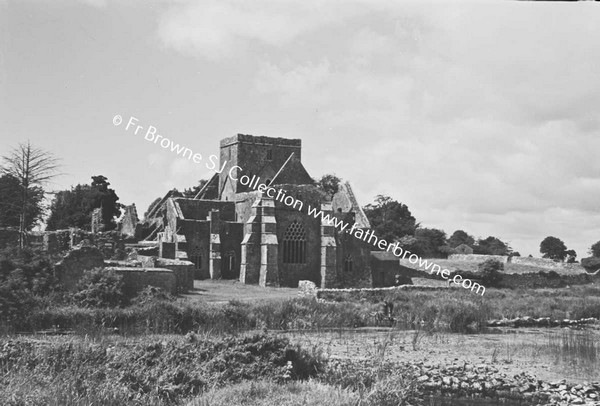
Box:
[114,114,485,295]
[235,173,486,296]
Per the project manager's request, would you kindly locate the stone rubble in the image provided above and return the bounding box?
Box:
[407,360,600,405]
[486,317,597,328]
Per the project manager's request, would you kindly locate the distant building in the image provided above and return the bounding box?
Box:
[454,244,474,255]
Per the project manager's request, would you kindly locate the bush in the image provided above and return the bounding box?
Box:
[73,268,125,308]
[478,259,503,287]
[0,269,36,331]
[131,285,175,306]
[581,257,600,272]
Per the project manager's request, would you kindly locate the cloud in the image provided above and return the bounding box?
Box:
[76,0,107,7]
[154,0,600,257]
[157,0,363,60]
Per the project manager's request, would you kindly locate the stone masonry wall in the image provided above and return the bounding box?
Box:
[499,270,600,289]
[510,256,585,272]
[136,255,194,293]
[448,254,509,263]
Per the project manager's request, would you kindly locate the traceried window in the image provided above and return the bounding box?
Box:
[344,255,353,273]
[283,220,306,264]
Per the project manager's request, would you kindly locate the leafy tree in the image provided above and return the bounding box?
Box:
[408,228,447,258]
[91,176,121,230]
[46,175,122,231]
[447,230,475,249]
[0,174,45,230]
[478,259,503,287]
[539,236,568,261]
[589,241,600,258]
[582,257,600,272]
[316,174,341,198]
[565,249,577,263]
[144,197,163,220]
[474,236,511,256]
[183,179,208,198]
[2,141,60,247]
[0,246,59,328]
[363,195,418,243]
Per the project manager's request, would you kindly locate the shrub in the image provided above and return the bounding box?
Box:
[131,285,175,306]
[73,268,125,308]
[0,269,36,331]
[581,257,600,272]
[478,259,503,287]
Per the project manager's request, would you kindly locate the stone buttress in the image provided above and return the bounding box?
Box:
[320,202,338,288]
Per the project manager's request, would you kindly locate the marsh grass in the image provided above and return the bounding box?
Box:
[547,329,598,379]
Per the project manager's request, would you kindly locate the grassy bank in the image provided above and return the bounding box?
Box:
[0,334,422,406]
[4,285,599,337]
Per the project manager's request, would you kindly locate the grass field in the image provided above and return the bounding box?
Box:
[181,280,298,303]
[400,258,588,275]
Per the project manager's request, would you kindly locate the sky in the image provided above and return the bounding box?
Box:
[1,0,600,258]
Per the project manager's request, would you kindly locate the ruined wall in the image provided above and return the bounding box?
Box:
[370,252,414,287]
[43,230,72,254]
[106,267,177,296]
[155,258,195,292]
[54,245,105,291]
[335,216,372,288]
[137,255,195,292]
[510,256,585,272]
[120,204,139,237]
[177,219,210,279]
[448,254,509,263]
[499,270,600,289]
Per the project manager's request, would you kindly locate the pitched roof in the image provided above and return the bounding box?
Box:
[332,181,370,228]
[270,152,313,185]
[194,173,219,200]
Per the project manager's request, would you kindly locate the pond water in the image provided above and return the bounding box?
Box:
[427,396,530,406]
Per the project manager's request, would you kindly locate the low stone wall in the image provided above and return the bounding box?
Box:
[298,281,448,302]
[448,254,508,263]
[487,316,597,328]
[510,256,584,272]
[106,267,177,297]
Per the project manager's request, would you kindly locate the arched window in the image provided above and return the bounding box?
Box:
[283,220,306,264]
[225,250,236,272]
[344,255,353,273]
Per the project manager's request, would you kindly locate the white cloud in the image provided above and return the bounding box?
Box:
[154,0,600,257]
